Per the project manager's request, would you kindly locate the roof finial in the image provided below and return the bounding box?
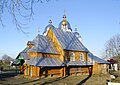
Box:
[75,25,78,32]
[64,10,66,15]
[49,16,52,25]
[63,10,66,19]
[37,27,40,34]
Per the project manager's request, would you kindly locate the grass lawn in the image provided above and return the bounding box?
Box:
[0,73,111,85]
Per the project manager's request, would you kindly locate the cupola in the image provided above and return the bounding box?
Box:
[58,14,72,32]
[43,19,55,36]
[74,28,83,42]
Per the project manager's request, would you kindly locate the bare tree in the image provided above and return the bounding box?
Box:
[104,34,120,69]
[105,34,120,58]
[0,0,52,33]
[2,54,13,61]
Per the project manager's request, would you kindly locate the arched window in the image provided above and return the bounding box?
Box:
[80,53,84,61]
[70,52,75,61]
[88,53,92,63]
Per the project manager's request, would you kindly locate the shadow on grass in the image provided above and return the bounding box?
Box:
[0,71,17,79]
[19,76,46,85]
[0,71,17,84]
[76,74,92,85]
[76,66,93,85]
[20,76,69,85]
[40,76,69,85]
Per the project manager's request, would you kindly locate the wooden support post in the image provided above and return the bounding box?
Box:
[30,65,32,77]
[63,67,66,76]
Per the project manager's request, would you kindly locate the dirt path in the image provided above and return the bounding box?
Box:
[0,73,111,85]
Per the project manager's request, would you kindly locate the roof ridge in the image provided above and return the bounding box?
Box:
[52,28,89,52]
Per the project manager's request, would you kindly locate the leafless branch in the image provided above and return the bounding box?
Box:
[0,0,52,33]
[105,34,120,59]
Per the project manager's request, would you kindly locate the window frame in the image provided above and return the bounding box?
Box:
[80,53,84,61]
[70,52,75,61]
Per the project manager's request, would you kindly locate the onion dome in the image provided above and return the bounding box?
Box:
[43,19,55,36]
[74,28,82,42]
[58,14,72,31]
[74,28,79,37]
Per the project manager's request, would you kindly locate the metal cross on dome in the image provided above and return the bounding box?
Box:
[49,16,52,24]
[64,10,66,15]
[37,27,40,34]
[63,10,67,19]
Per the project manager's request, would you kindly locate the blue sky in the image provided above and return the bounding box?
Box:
[0,0,120,59]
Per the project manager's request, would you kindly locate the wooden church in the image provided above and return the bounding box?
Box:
[14,14,109,77]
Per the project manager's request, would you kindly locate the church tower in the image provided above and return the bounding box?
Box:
[58,14,72,32]
[43,19,55,36]
[74,27,83,43]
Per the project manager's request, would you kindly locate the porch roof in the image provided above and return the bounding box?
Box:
[21,34,59,54]
[26,57,64,67]
[66,61,93,66]
[88,53,110,64]
[12,59,20,66]
[16,52,31,60]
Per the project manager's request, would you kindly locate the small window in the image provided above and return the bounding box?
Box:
[70,52,75,61]
[80,53,84,61]
[104,64,106,68]
[88,53,92,62]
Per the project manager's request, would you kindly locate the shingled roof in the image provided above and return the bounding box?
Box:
[16,52,31,60]
[52,28,89,52]
[66,61,92,66]
[23,34,59,54]
[26,57,64,67]
[88,53,109,64]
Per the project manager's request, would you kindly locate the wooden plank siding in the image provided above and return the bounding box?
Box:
[92,62,109,74]
[46,28,64,61]
[20,65,26,73]
[40,67,63,77]
[24,65,40,77]
[64,50,88,62]
[31,66,40,77]
[68,66,92,75]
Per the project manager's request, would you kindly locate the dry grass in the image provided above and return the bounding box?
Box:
[0,73,111,85]
[109,70,120,83]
